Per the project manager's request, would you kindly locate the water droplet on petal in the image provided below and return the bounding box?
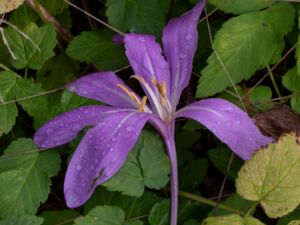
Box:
[46,128,53,135]
[126,126,134,132]
[94,159,99,164]
[236,120,241,125]
[112,137,117,142]
[76,165,82,171]
[72,124,81,131]
[185,33,193,41]
[226,121,231,127]
[138,37,145,42]
[212,127,217,133]
[109,148,113,152]
[91,165,95,170]
[179,53,187,59]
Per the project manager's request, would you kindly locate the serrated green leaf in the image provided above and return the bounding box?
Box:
[277,208,300,225]
[0,215,44,225]
[208,0,271,15]
[202,214,265,225]
[41,210,80,225]
[66,29,127,70]
[15,77,48,120]
[196,3,295,98]
[183,219,199,225]
[0,138,61,217]
[0,71,17,136]
[208,147,243,181]
[37,0,68,15]
[124,221,143,225]
[105,0,167,35]
[139,130,170,189]
[84,187,161,219]
[282,67,300,113]
[175,130,201,148]
[236,134,300,218]
[148,200,170,225]
[4,22,57,70]
[74,206,125,225]
[103,152,144,197]
[288,220,300,225]
[179,159,207,191]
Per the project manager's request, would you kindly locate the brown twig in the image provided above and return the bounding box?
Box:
[25,0,73,42]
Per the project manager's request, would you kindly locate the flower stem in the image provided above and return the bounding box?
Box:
[163,123,178,225]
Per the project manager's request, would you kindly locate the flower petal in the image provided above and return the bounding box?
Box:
[67,72,138,108]
[64,110,152,208]
[176,98,273,160]
[124,34,171,100]
[162,0,206,107]
[34,105,127,148]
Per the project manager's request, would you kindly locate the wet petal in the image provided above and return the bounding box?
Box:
[124,34,171,100]
[176,98,273,160]
[67,72,138,108]
[162,0,206,107]
[34,105,128,148]
[64,110,152,208]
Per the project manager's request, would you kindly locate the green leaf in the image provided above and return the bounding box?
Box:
[4,22,57,70]
[15,77,48,120]
[148,200,170,225]
[249,85,272,110]
[84,187,161,219]
[103,152,144,197]
[0,215,44,225]
[196,3,295,98]
[175,130,201,148]
[282,67,300,113]
[236,134,300,218]
[202,214,265,225]
[208,0,271,15]
[0,138,61,217]
[124,221,143,225]
[74,206,125,225]
[37,0,68,15]
[208,147,243,181]
[105,0,168,35]
[0,71,17,136]
[179,159,208,191]
[277,208,300,225]
[139,130,170,189]
[41,210,80,225]
[288,221,300,225]
[66,30,127,70]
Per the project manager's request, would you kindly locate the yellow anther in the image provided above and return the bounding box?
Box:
[138,96,148,112]
[117,83,140,105]
[151,78,167,107]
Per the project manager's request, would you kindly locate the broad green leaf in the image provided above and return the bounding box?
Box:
[0,138,61,217]
[179,159,208,191]
[202,214,265,225]
[210,194,253,216]
[84,187,161,219]
[236,134,300,218]
[0,0,24,14]
[4,22,57,70]
[124,221,143,225]
[37,0,68,15]
[105,0,168,35]
[277,208,300,225]
[196,3,295,98]
[66,30,127,70]
[208,0,271,15]
[0,71,17,136]
[103,152,144,197]
[249,86,272,110]
[208,147,243,181]
[175,130,201,148]
[41,210,80,225]
[296,10,300,76]
[148,200,169,225]
[282,67,300,113]
[15,77,48,120]
[288,221,300,225]
[0,215,44,225]
[183,219,199,225]
[139,130,170,189]
[74,206,124,225]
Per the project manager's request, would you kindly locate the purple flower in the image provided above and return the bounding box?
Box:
[34,1,272,224]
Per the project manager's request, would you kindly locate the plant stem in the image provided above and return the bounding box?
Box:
[245,202,259,216]
[267,65,282,100]
[179,191,246,216]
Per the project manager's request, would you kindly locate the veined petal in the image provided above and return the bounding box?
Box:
[64,110,152,208]
[67,72,138,108]
[176,98,273,160]
[162,0,206,107]
[34,105,128,148]
[124,34,171,101]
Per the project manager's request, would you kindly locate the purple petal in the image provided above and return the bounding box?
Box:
[67,72,138,108]
[162,0,206,107]
[64,110,152,208]
[124,34,171,100]
[175,98,273,160]
[34,105,124,148]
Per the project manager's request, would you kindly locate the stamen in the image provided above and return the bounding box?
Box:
[151,79,172,114]
[138,96,148,112]
[117,83,140,105]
